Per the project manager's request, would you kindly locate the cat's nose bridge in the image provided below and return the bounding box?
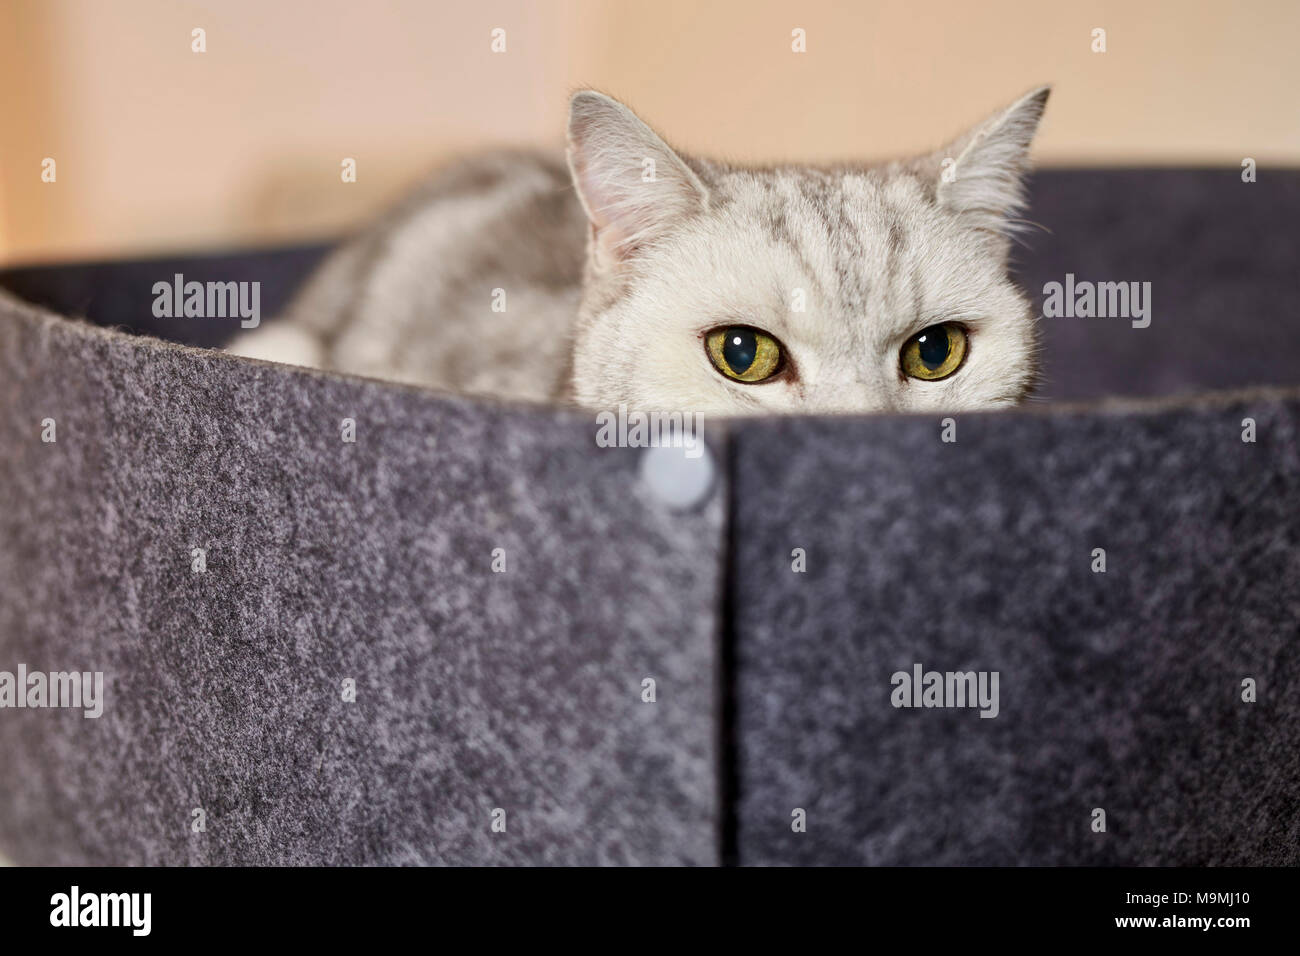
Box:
[800,376,893,413]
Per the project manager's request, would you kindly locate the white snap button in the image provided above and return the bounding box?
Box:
[639,442,715,510]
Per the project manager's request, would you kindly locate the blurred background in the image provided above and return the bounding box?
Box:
[2,0,1298,265]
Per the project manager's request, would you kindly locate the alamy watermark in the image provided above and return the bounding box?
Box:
[891,663,999,718]
[152,273,260,328]
[595,403,705,459]
[50,886,150,936]
[0,664,104,718]
[1042,273,1151,328]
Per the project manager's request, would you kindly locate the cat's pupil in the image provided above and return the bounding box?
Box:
[917,326,950,370]
[722,328,758,375]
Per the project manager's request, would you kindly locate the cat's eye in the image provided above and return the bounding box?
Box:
[900,323,968,381]
[705,326,783,383]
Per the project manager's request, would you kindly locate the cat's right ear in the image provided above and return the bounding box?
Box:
[927,85,1051,244]
[566,91,709,272]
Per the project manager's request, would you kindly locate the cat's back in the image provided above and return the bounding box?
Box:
[237,151,588,401]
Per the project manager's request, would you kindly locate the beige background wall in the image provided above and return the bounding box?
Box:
[1,0,1296,264]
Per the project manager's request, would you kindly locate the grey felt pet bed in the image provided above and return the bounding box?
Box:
[0,170,1297,865]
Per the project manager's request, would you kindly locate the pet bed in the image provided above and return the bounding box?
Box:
[1,170,1296,864]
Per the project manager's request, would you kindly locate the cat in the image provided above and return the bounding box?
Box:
[228,86,1050,415]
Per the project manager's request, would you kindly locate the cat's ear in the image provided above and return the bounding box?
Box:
[928,85,1050,241]
[566,91,708,271]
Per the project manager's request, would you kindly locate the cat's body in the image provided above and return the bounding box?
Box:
[239,152,587,402]
[230,88,1051,414]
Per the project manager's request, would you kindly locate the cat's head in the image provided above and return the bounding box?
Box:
[564,87,1050,416]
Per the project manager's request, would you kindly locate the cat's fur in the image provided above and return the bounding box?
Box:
[229,87,1050,414]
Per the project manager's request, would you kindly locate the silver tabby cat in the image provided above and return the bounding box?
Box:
[229,87,1050,415]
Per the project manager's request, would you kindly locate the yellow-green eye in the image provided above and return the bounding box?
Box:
[705,326,783,383]
[900,323,968,381]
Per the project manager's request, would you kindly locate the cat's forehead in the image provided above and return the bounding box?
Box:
[662,164,993,338]
[705,164,934,233]
[699,164,970,288]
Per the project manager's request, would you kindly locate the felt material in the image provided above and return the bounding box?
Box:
[1015,169,1300,402]
[0,244,330,350]
[728,395,1300,865]
[0,294,722,865]
[2,168,1299,866]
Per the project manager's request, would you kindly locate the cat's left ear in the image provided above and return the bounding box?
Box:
[928,85,1051,242]
[566,91,709,272]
